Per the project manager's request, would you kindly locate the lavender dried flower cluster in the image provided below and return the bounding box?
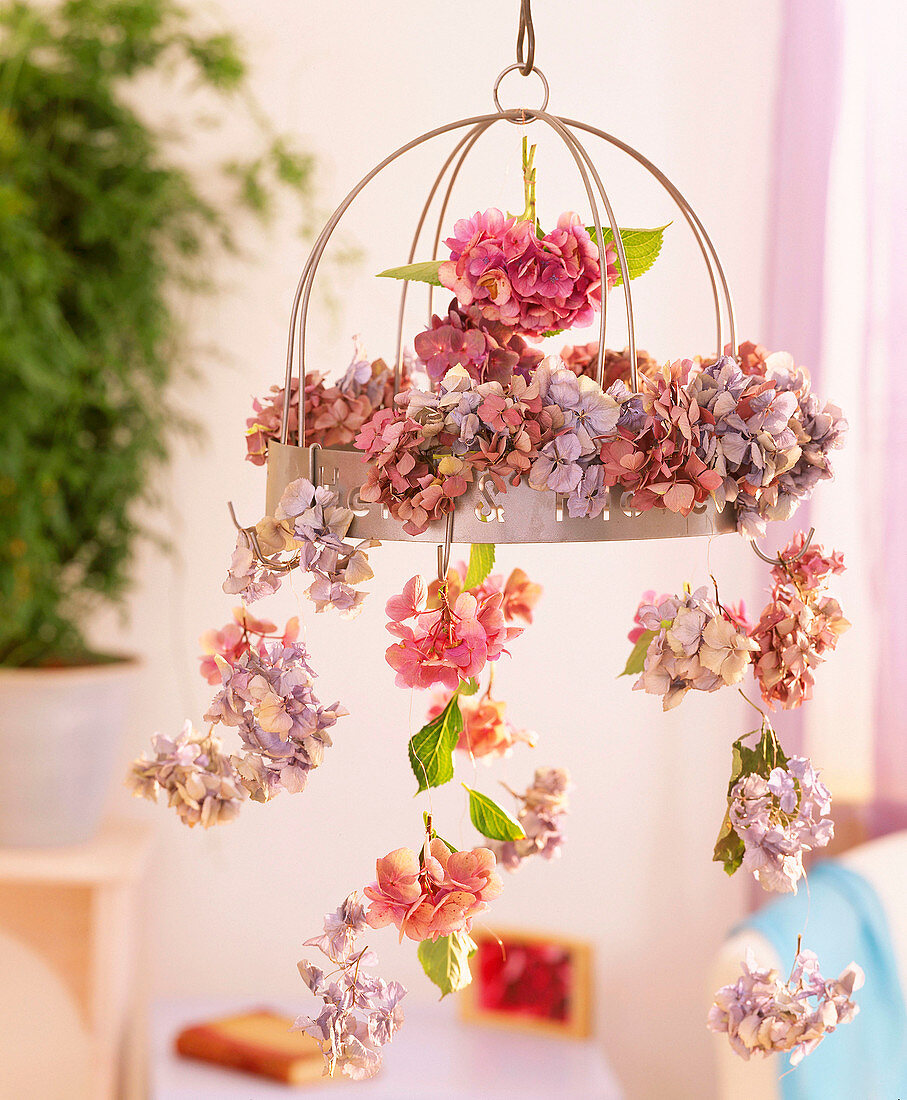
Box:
[633,587,758,710]
[127,721,246,828]
[730,756,834,893]
[490,766,571,871]
[732,344,848,535]
[205,638,346,801]
[224,477,376,615]
[294,892,407,1080]
[709,949,863,1066]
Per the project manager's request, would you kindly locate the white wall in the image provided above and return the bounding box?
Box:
[96,3,784,1096]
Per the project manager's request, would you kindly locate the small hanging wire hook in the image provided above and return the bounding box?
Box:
[308,442,321,489]
[516,0,535,76]
[226,501,298,574]
[750,527,815,567]
[437,509,455,583]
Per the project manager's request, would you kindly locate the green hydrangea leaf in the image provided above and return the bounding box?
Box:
[463,544,496,590]
[417,930,477,997]
[620,629,655,677]
[408,694,463,793]
[587,225,670,287]
[463,785,525,841]
[712,724,789,875]
[376,260,443,286]
[459,677,480,697]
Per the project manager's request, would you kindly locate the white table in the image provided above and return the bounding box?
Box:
[151,998,624,1099]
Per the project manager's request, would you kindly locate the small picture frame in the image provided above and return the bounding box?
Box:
[459,928,593,1038]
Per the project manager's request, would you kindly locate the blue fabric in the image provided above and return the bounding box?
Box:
[739,861,907,1099]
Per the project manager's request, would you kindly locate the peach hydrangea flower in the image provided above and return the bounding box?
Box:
[364,839,501,943]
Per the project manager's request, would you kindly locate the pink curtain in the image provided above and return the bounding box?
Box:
[768,0,907,824]
[867,3,907,826]
[764,0,844,385]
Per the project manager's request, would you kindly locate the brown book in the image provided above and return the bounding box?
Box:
[175,1009,328,1085]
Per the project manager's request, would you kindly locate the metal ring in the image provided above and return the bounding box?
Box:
[492,64,549,119]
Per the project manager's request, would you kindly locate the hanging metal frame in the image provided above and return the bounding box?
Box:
[244,26,750,554]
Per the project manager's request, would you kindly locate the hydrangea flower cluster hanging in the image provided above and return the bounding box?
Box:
[128,46,858,1078]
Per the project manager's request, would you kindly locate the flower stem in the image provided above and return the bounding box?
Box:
[515,137,537,224]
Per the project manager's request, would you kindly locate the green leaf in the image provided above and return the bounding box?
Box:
[620,629,655,677]
[459,677,480,697]
[712,723,789,875]
[587,225,670,287]
[464,785,525,841]
[417,930,477,997]
[408,695,463,793]
[463,544,496,590]
[376,260,443,286]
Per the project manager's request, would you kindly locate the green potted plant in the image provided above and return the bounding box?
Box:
[0,0,319,845]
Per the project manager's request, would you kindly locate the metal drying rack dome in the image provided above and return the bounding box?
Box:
[259,4,741,555]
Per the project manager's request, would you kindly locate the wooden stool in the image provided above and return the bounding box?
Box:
[0,821,152,1099]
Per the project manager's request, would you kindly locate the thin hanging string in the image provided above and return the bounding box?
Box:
[516,0,535,75]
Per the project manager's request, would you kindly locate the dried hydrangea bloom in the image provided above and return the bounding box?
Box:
[127,721,246,828]
[633,588,758,710]
[730,755,834,893]
[559,341,660,391]
[751,534,850,710]
[598,360,723,515]
[223,477,376,614]
[294,890,407,1080]
[489,766,572,871]
[426,690,536,760]
[363,839,502,943]
[385,574,523,691]
[689,355,801,526]
[769,531,845,594]
[414,299,543,384]
[205,638,347,800]
[244,337,414,462]
[627,590,671,644]
[438,208,612,336]
[198,608,299,685]
[708,949,862,1066]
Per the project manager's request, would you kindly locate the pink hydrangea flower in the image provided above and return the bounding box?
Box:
[438,209,614,337]
[385,575,522,691]
[627,590,670,644]
[198,608,299,685]
[426,691,536,760]
[364,838,501,943]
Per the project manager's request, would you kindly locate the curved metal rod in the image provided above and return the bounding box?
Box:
[226,501,298,573]
[750,526,815,566]
[392,121,495,393]
[561,116,736,353]
[531,110,637,382]
[538,112,638,386]
[426,123,495,322]
[560,120,721,366]
[283,111,532,446]
[280,107,740,448]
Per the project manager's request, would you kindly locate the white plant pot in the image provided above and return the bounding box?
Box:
[0,660,138,847]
